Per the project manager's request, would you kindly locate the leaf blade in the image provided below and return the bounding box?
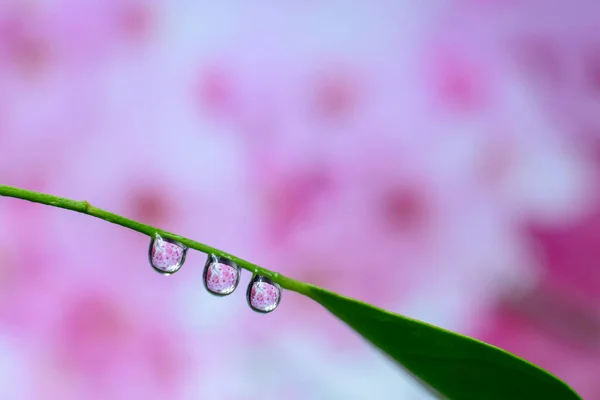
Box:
[305,285,582,400]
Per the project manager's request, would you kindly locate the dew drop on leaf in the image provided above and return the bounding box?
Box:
[247,275,281,314]
[203,255,241,296]
[148,234,187,275]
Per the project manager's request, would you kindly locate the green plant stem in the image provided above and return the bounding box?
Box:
[0,184,308,294]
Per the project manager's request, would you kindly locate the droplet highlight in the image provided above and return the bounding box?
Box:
[247,275,281,313]
[148,234,187,275]
[203,255,241,296]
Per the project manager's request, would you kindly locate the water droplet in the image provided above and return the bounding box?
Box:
[203,255,241,296]
[247,275,281,313]
[148,234,187,275]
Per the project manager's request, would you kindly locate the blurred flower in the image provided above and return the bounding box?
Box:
[1,0,600,399]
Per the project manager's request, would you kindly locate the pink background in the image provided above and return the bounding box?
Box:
[1,1,600,399]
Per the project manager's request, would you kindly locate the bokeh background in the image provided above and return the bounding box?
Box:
[1,1,600,399]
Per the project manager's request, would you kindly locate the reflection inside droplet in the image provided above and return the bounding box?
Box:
[203,255,240,296]
[247,275,281,313]
[148,234,186,275]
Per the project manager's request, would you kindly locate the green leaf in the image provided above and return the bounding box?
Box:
[305,285,582,400]
[0,185,583,399]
